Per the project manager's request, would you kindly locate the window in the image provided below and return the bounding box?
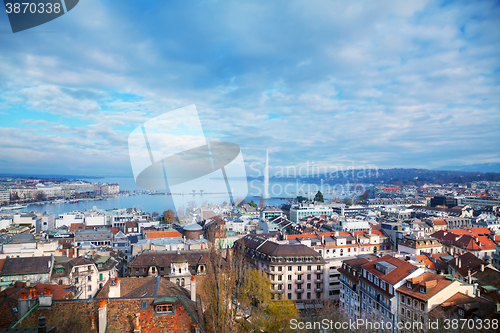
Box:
[288,266,292,271]
[287,275,292,281]
[142,301,147,309]
[297,293,302,300]
[307,292,311,299]
[288,284,292,290]
[307,283,311,290]
[307,266,311,271]
[278,266,282,272]
[88,276,92,281]
[75,277,79,283]
[298,274,302,281]
[156,304,173,313]
[420,303,424,311]
[401,295,405,303]
[278,275,282,281]
[88,285,92,291]
[458,309,464,317]
[419,286,425,294]
[298,266,302,271]
[307,274,311,280]
[287,293,292,299]
[317,265,321,271]
[406,282,412,289]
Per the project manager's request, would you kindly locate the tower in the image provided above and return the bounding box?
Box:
[264,151,270,199]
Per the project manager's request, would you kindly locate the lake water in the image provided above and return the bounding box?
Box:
[18,177,364,216]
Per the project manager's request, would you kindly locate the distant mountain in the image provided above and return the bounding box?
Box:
[435,163,500,173]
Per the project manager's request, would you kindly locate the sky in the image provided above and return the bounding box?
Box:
[0,0,499,178]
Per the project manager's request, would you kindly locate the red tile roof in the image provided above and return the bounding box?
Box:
[361,254,419,285]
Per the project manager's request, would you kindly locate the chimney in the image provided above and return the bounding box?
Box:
[99,298,107,333]
[39,288,53,307]
[108,277,120,298]
[38,316,47,333]
[480,263,485,272]
[191,275,196,302]
[458,257,461,269]
[134,313,141,333]
[18,291,37,319]
[468,269,471,284]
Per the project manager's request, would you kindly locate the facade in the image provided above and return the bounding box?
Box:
[398,232,443,256]
[443,217,472,229]
[74,228,112,246]
[0,256,54,290]
[127,250,208,290]
[51,255,120,299]
[260,206,283,221]
[397,272,474,324]
[290,204,333,222]
[0,189,10,203]
[358,255,425,326]
[338,257,370,320]
[236,234,326,302]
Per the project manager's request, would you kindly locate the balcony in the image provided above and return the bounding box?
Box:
[295,279,304,284]
[272,289,284,293]
[316,279,323,283]
[296,288,303,293]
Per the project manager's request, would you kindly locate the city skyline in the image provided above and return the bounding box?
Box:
[1,0,499,178]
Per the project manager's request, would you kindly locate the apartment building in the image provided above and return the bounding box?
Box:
[398,231,443,256]
[397,272,474,324]
[358,255,425,325]
[236,234,326,302]
[338,257,370,320]
[290,204,333,222]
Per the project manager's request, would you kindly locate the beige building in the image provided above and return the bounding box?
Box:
[397,272,474,323]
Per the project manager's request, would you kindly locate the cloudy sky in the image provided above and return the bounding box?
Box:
[0,0,499,178]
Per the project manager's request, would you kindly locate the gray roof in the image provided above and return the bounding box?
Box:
[0,256,51,276]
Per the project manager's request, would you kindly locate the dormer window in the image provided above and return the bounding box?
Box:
[458,309,464,317]
[156,304,173,313]
[419,286,425,294]
[407,282,412,289]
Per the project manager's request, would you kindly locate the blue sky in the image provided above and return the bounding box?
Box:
[0,0,499,177]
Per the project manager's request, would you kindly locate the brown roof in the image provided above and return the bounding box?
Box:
[0,256,51,276]
[237,235,325,264]
[17,276,205,333]
[397,272,453,301]
[447,252,485,277]
[127,250,208,276]
[96,276,190,299]
[0,282,74,328]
